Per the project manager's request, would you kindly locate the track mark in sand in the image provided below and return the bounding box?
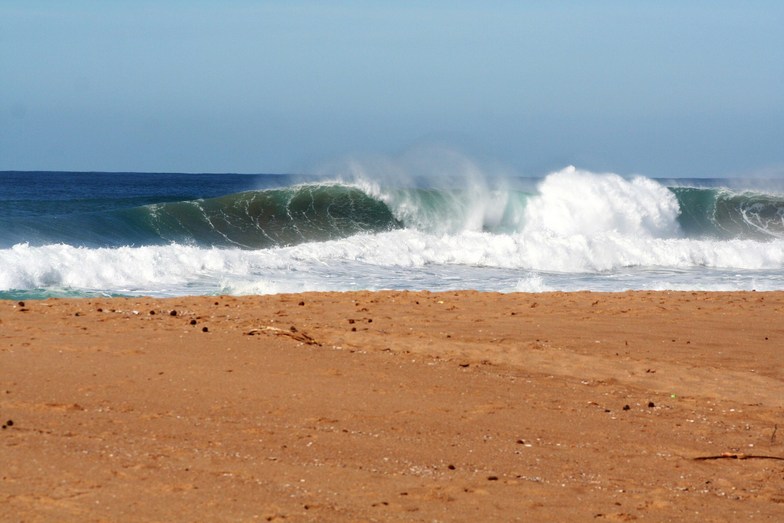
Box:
[246,326,321,346]
[693,452,784,461]
[42,402,86,412]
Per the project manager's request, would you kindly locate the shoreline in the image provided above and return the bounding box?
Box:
[2,290,784,521]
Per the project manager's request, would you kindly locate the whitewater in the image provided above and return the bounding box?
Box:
[2,165,784,299]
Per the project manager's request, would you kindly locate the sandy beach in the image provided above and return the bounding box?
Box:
[2,291,783,521]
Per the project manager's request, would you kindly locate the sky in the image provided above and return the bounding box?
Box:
[1,1,783,177]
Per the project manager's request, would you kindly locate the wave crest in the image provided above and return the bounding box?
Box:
[523,167,682,238]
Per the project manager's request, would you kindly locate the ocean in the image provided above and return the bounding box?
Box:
[2,166,784,299]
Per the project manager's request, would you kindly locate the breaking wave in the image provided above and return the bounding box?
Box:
[3,165,784,296]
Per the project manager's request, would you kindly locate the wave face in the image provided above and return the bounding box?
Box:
[673,187,784,239]
[2,166,784,297]
[143,185,401,248]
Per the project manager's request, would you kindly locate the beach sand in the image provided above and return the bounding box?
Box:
[2,291,783,521]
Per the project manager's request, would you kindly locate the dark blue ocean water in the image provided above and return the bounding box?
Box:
[0,171,294,247]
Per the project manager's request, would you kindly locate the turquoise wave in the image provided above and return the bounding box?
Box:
[672,187,784,239]
[143,184,402,248]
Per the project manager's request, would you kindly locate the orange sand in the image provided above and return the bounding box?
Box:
[2,291,783,521]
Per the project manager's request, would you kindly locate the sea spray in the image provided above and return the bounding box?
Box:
[321,147,528,233]
[522,166,682,238]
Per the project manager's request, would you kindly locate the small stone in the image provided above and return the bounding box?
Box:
[190,319,197,325]
[623,405,631,411]
[648,401,655,408]
[170,310,177,316]
[202,327,209,333]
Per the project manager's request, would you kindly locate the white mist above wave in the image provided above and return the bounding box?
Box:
[3,165,784,296]
[326,146,528,234]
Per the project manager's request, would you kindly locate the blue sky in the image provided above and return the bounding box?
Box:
[1,1,782,177]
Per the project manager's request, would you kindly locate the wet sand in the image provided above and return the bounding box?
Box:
[2,291,783,521]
